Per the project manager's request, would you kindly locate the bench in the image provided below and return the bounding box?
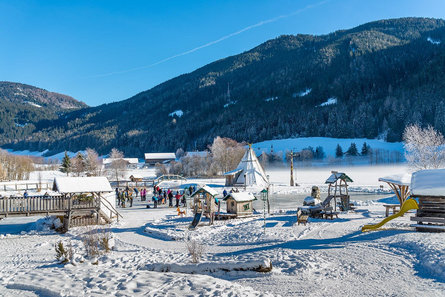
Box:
[383,204,400,217]
[321,211,339,220]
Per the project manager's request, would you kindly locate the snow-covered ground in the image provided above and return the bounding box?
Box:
[1,165,444,296]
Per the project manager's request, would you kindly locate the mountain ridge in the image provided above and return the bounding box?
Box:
[3,17,445,156]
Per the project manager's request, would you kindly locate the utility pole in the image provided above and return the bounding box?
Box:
[290,150,294,186]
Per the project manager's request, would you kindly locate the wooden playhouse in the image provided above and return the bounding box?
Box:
[223,192,256,217]
[190,185,219,224]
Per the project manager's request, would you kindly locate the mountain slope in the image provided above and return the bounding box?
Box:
[5,17,445,156]
[0,82,87,144]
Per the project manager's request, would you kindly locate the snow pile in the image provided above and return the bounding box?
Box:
[411,169,445,196]
[296,88,312,97]
[169,110,183,117]
[25,101,42,108]
[318,97,337,107]
[264,96,278,102]
[427,37,441,45]
[35,216,63,232]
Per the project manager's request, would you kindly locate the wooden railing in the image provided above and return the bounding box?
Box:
[154,174,187,185]
[110,180,154,189]
[0,195,70,216]
[0,182,52,192]
[100,197,122,222]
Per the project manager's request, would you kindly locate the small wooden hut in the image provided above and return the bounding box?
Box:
[325,171,353,211]
[190,185,219,224]
[379,173,411,205]
[410,169,445,232]
[53,176,120,229]
[223,192,256,217]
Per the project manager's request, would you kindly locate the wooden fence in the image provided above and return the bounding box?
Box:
[0,195,98,217]
[0,182,52,192]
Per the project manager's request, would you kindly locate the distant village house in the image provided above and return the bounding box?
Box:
[102,158,139,169]
[144,153,176,166]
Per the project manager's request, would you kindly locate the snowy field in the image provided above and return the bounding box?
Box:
[1,165,444,296]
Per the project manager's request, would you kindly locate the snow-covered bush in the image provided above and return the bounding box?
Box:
[186,239,205,264]
[403,124,445,169]
[82,227,114,260]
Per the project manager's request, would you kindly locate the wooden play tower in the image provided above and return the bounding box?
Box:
[325,171,354,211]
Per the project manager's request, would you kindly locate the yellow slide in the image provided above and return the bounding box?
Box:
[361,199,419,232]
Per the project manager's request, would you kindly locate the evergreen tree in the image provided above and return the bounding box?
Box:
[60,151,71,176]
[72,152,86,176]
[335,144,343,158]
[361,142,371,156]
[346,143,358,156]
[314,146,325,159]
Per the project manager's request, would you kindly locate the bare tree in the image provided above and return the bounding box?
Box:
[210,136,245,174]
[403,124,445,170]
[155,162,168,177]
[109,148,127,181]
[0,149,34,181]
[85,148,100,176]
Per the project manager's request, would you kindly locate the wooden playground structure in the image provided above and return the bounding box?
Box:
[0,177,121,230]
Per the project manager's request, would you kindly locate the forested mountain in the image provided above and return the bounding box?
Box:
[0,82,87,144]
[3,17,445,156]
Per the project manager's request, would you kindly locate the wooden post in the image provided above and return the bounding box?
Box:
[290,151,294,187]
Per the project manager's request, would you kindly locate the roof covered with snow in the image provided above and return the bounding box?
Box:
[191,185,218,197]
[325,172,353,184]
[53,177,113,194]
[411,169,445,197]
[103,158,139,165]
[379,173,411,186]
[224,168,243,176]
[223,192,256,202]
[144,153,176,160]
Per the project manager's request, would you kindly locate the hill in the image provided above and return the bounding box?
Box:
[4,17,445,156]
[0,82,87,145]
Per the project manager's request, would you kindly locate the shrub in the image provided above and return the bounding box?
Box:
[186,239,205,264]
[55,241,73,264]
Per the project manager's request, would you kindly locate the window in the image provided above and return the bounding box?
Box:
[243,203,250,211]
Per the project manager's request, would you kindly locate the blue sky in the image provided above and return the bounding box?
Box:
[1,0,444,106]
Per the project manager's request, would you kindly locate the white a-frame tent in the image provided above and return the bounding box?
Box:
[224,146,269,188]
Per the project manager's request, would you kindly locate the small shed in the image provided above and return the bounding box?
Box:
[410,169,445,232]
[223,192,256,217]
[325,171,353,211]
[379,173,411,205]
[190,185,219,224]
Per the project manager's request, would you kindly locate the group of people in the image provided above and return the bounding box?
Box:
[115,186,148,208]
[152,186,186,208]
